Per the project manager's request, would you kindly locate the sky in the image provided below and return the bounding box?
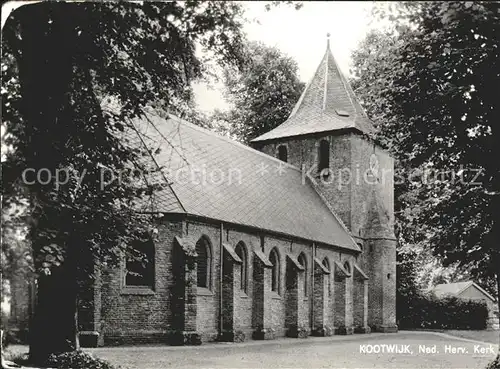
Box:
[193,1,380,112]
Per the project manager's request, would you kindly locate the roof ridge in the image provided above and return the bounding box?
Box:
[435,280,496,302]
[437,280,470,286]
[455,281,474,295]
[145,109,304,174]
[468,282,497,302]
[434,281,469,289]
[322,45,329,111]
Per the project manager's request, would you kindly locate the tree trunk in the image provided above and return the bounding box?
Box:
[29,266,79,364]
[12,4,79,364]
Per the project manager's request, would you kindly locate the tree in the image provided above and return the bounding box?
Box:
[1,1,247,363]
[351,1,500,332]
[396,245,423,329]
[212,41,304,143]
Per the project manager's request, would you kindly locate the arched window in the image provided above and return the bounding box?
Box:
[322,257,331,295]
[269,248,280,293]
[298,253,308,296]
[277,145,288,163]
[235,242,247,293]
[125,233,155,288]
[196,236,212,289]
[318,139,330,174]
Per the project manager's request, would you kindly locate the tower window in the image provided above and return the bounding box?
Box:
[196,236,212,289]
[125,233,155,288]
[298,253,308,296]
[235,242,248,293]
[269,248,280,294]
[318,139,330,175]
[277,145,288,162]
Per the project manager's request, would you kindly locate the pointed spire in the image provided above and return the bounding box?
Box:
[251,35,376,143]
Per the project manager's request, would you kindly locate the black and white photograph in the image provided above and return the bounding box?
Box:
[1,1,499,368]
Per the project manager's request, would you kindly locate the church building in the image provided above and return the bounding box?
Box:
[12,38,398,347]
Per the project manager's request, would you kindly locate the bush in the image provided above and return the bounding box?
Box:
[2,328,29,347]
[47,350,119,369]
[2,329,19,348]
[398,293,489,330]
[486,354,500,369]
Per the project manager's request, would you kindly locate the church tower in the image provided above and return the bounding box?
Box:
[251,35,398,332]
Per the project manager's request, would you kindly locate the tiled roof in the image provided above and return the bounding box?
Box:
[119,123,185,214]
[252,41,376,143]
[432,281,496,302]
[128,109,360,252]
[432,281,473,297]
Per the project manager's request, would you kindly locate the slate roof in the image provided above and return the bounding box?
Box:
[126,109,360,252]
[432,281,496,302]
[252,39,376,143]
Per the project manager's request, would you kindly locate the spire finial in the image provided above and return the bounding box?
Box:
[326,32,331,50]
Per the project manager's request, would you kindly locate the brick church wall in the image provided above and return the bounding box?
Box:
[314,248,334,327]
[184,221,221,342]
[97,216,361,344]
[226,230,260,339]
[100,221,183,345]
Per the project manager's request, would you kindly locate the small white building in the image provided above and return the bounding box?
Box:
[431,281,499,330]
